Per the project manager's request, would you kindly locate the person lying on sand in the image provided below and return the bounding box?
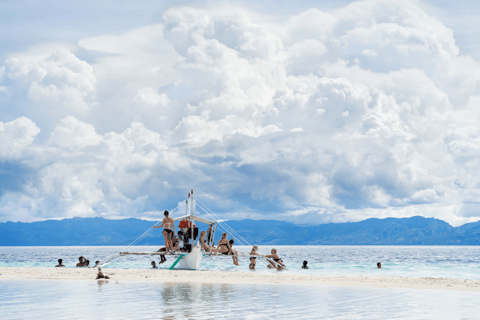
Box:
[96,268,110,280]
[265,249,285,270]
[199,231,218,254]
[249,245,259,270]
[302,260,309,269]
[217,233,239,266]
[151,261,158,269]
[55,259,65,267]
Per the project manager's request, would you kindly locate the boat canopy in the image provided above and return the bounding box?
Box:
[173,214,216,225]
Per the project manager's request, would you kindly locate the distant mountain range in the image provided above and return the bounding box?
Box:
[1,216,480,246]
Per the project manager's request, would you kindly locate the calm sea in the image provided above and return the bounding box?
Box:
[1,246,480,319]
[1,245,480,279]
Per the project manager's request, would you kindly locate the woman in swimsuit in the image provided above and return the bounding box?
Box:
[153,210,176,253]
[199,231,218,253]
[217,233,239,266]
[265,248,285,270]
[249,245,259,270]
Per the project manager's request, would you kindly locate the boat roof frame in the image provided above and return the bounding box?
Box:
[173,214,216,225]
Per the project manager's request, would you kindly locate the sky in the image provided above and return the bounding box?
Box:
[1,0,480,226]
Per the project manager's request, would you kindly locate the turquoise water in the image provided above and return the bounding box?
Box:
[1,246,480,279]
[1,280,479,319]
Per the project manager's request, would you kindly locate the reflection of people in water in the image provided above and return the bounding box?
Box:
[55,259,65,267]
[265,249,285,270]
[302,260,309,269]
[377,262,382,269]
[151,261,158,269]
[153,210,176,253]
[217,233,239,266]
[249,246,259,270]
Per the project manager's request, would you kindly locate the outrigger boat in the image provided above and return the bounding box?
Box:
[100,190,285,270]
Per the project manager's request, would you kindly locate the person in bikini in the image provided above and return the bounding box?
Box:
[265,248,285,270]
[153,210,176,253]
[249,245,259,270]
[217,233,239,266]
[199,231,219,254]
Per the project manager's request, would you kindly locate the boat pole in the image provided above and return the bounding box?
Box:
[191,189,194,246]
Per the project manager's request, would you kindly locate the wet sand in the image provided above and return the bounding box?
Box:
[1,267,479,291]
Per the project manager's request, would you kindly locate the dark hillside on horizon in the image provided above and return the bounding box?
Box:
[1,216,480,246]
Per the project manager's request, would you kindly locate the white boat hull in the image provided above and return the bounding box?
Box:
[177,244,203,270]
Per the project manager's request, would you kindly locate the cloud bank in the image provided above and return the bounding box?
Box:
[1,0,480,226]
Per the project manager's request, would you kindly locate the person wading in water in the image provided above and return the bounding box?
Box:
[153,210,176,253]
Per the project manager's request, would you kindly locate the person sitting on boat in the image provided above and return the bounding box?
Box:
[302,260,309,269]
[249,246,259,270]
[156,235,180,264]
[153,210,176,253]
[217,233,239,266]
[199,231,218,253]
[177,231,185,251]
[265,249,285,270]
[55,259,65,267]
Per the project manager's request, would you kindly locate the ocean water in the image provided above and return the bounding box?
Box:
[0,280,479,319]
[1,245,480,279]
[2,246,480,319]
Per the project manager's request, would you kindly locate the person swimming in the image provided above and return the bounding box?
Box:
[302,260,308,269]
[249,245,259,270]
[55,259,65,267]
[377,262,382,269]
[76,256,86,267]
[265,249,285,270]
[93,261,100,268]
[151,261,158,269]
[153,210,176,253]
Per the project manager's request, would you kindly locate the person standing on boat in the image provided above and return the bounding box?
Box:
[153,210,176,253]
[217,233,239,266]
[265,248,285,270]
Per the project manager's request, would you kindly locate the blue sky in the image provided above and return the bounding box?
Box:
[1,0,480,226]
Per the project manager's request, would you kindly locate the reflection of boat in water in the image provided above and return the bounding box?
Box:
[101,190,285,270]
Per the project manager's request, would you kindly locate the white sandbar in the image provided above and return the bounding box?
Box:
[1,267,479,291]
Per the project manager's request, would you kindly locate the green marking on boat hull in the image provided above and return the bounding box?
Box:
[169,254,184,270]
